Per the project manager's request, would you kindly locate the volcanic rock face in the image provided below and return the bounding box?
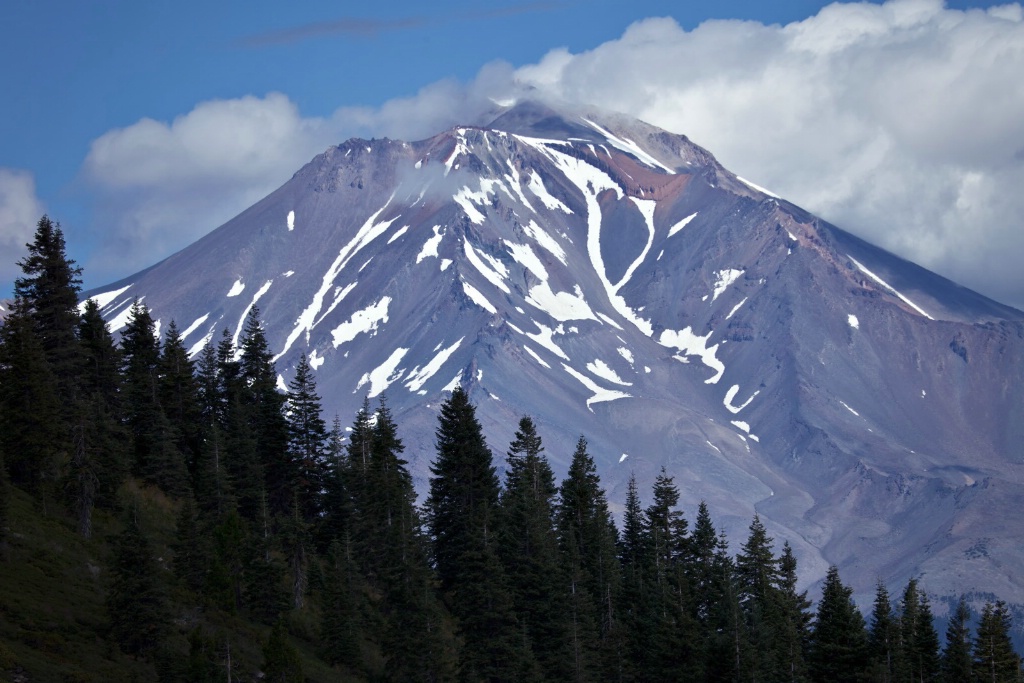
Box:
[85,100,1024,605]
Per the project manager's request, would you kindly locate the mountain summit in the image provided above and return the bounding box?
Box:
[85,100,1024,604]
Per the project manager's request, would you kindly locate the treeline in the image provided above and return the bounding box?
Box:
[1,215,1022,682]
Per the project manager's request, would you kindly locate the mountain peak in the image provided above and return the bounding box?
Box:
[82,103,1024,609]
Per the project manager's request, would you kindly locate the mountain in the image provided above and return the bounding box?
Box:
[83,99,1024,607]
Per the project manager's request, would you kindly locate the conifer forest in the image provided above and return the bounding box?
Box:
[1,216,1021,681]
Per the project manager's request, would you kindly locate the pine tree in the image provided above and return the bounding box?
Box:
[106,511,169,655]
[285,353,328,522]
[735,514,785,681]
[499,415,571,679]
[643,469,699,682]
[776,541,812,682]
[238,308,289,515]
[121,300,190,496]
[807,565,868,682]
[0,301,64,503]
[556,436,623,681]
[618,472,651,681]
[261,619,303,683]
[973,601,1020,682]
[426,386,529,681]
[869,580,899,682]
[897,578,941,683]
[316,415,352,551]
[158,320,203,475]
[13,215,83,400]
[941,596,972,683]
[77,299,128,508]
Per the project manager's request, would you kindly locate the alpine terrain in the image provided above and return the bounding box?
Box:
[83,99,1024,608]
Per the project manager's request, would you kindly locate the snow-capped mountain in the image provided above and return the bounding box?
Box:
[84,100,1024,606]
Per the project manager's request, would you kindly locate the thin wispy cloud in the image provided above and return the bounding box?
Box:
[237,1,564,47]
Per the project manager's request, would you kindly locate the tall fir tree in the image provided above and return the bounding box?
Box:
[973,601,1020,682]
[285,353,329,523]
[807,565,868,683]
[617,472,651,681]
[238,308,289,515]
[499,416,571,680]
[736,514,789,681]
[897,578,941,683]
[643,469,700,682]
[158,320,203,475]
[13,215,83,400]
[77,299,128,509]
[556,436,623,682]
[261,619,304,683]
[0,300,65,503]
[941,596,972,683]
[776,541,812,682]
[426,386,530,682]
[121,300,190,496]
[869,580,899,683]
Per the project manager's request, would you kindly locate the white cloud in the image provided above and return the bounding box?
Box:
[509,0,1024,309]
[80,1,1024,309]
[0,168,46,285]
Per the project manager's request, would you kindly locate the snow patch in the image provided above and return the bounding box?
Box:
[849,255,933,320]
[848,314,860,329]
[731,420,751,433]
[440,259,453,271]
[712,269,744,302]
[417,225,445,263]
[562,363,632,411]
[287,210,295,231]
[619,453,629,463]
[659,327,725,384]
[405,337,464,392]
[331,297,391,348]
[523,321,569,360]
[526,283,597,322]
[79,283,133,313]
[505,240,548,281]
[668,212,698,238]
[586,359,631,386]
[723,384,760,414]
[581,117,676,174]
[356,347,409,398]
[181,313,210,340]
[464,240,510,294]
[523,220,567,264]
[617,347,634,364]
[526,171,572,213]
[523,345,551,369]
[737,176,780,198]
[309,349,324,370]
[462,280,496,314]
[278,199,397,360]
[226,279,245,297]
[839,400,860,417]
[388,225,409,244]
[726,297,748,320]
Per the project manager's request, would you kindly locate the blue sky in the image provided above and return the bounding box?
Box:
[3,0,1023,308]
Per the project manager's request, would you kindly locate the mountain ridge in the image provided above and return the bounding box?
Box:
[81,99,1024,607]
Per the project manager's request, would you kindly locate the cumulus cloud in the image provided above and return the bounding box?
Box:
[82,93,338,279]
[510,0,1024,309]
[82,0,1024,309]
[0,168,46,285]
